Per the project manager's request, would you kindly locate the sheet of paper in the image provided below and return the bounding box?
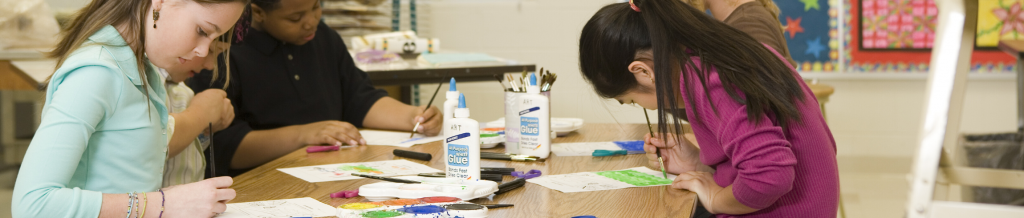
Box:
[551,142,624,156]
[360,130,444,147]
[216,197,335,218]
[278,159,442,183]
[528,167,676,193]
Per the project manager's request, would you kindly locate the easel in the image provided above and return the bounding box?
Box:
[906,0,1024,216]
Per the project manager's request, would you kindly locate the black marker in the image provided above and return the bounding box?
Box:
[495,178,526,195]
[352,173,421,184]
[393,149,432,161]
[481,167,515,175]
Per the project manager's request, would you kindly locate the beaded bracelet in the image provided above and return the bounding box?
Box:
[140,192,148,218]
[158,189,166,218]
[125,192,135,218]
[134,192,142,218]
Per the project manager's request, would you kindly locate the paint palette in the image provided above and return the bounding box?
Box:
[359,176,499,201]
[337,197,489,218]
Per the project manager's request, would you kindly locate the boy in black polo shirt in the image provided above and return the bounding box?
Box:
[190,0,442,176]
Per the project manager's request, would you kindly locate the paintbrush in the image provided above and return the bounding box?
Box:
[209,123,216,177]
[542,72,557,92]
[494,74,508,91]
[644,108,668,179]
[506,74,519,91]
[352,173,421,184]
[411,76,447,138]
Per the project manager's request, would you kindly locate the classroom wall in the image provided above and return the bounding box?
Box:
[415,0,1020,159]
[44,0,86,11]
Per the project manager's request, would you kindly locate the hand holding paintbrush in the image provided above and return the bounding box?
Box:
[410,76,448,138]
[643,108,668,179]
[641,108,705,177]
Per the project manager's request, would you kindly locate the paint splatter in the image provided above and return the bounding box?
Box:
[398,205,447,214]
[339,165,383,174]
[360,210,404,218]
[339,202,382,210]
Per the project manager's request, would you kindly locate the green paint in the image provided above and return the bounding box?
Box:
[595,169,672,186]
[340,165,383,174]
[361,210,405,218]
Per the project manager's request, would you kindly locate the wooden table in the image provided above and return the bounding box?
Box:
[231,123,697,217]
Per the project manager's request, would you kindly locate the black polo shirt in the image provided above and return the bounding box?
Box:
[189,21,388,177]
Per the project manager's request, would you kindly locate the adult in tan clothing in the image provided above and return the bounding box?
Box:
[683,0,797,66]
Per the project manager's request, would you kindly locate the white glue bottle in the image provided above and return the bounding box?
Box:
[445,93,480,181]
[442,78,460,157]
[443,77,460,123]
[518,73,550,159]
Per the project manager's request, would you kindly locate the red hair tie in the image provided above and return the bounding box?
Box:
[629,0,640,12]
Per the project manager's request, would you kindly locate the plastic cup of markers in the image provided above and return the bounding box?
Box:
[504,90,550,154]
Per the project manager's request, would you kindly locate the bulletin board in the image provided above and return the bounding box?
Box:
[842,0,1016,73]
[777,0,840,71]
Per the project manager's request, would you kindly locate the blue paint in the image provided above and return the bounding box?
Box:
[398,205,447,214]
[572,216,597,218]
[613,140,645,153]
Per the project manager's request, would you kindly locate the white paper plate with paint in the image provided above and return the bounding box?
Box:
[485,117,583,136]
[358,176,499,201]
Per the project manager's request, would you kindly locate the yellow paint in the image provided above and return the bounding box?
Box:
[340,202,383,210]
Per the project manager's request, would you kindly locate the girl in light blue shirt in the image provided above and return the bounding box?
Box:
[12,0,247,217]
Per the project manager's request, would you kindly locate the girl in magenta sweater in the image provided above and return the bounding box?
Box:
[578,0,839,217]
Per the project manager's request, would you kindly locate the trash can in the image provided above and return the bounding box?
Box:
[961,132,1024,205]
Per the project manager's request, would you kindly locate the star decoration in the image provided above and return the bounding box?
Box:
[784,17,804,39]
[805,37,826,59]
[801,0,820,11]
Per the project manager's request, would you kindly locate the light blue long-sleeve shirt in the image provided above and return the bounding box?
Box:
[12,25,169,218]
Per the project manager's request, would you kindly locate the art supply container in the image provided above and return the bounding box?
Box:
[503,90,550,154]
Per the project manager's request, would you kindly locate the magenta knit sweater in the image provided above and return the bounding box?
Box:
[680,46,840,218]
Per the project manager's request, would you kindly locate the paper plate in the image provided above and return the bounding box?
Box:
[485,117,583,136]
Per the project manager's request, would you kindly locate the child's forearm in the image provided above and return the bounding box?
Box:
[708,185,758,215]
[98,192,163,218]
[168,112,208,157]
[231,126,305,169]
[362,97,418,131]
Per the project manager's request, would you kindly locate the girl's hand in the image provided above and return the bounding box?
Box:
[412,106,441,136]
[644,132,701,175]
[672,171,724,214]
[161,176,236,217]
[212,98,234,132]
[188,89,227,125]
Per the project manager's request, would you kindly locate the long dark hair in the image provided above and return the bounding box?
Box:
[579,0,805,138]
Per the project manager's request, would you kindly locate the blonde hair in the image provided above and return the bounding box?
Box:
[681,0,781,20]
[756,0,781,20]
[204,28,233,89]
[48,0,245,92]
